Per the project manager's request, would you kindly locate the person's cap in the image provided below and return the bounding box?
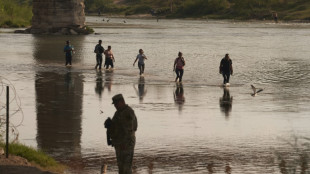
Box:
[112,94,124,104]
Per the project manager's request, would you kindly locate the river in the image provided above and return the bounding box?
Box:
[0,16,310,173]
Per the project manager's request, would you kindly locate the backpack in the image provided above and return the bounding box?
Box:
[94,45,99,54]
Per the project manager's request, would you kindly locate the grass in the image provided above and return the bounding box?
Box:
[0,142,66,173]
[279,1,310,20]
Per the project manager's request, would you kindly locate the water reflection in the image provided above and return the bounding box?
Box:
[147,160,154,174]
[33,35,85,170]
[276,136,310,174]
[174,83,185,112]
[219,87,233,118]
[225,163,232,174]
[35,71,84,166]
[133,77,147,102]
[104,71,113,92]
[207,162,214,173]
[95,70,104,98]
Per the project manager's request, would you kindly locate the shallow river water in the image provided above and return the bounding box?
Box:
[1,16,310,174]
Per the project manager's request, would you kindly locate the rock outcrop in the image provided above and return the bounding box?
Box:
[23,0,90,34]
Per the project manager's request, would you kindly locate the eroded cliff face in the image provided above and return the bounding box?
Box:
[30,0,87,34]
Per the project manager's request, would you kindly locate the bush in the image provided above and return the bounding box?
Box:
[0,0,32,28]
[175,0,229,17]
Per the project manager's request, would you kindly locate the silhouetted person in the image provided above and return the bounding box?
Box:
[105,94,138,174]
[173,52,185,83]
[219,87,233,117]
[64,40,74,66]
[219,53,233,85]
[272,12,278,23]
[94,40,104,70]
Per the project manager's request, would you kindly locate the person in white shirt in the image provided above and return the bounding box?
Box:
[133,49,148,75]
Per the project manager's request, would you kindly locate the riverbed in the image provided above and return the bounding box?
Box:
[1,16,310,173]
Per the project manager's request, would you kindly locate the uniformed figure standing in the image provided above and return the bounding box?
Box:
[106,94,138,174]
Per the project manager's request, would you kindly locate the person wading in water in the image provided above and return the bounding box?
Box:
[104,45,115,70]
[219,53,233,86]
[133,49,148,76]
[94,40,104,70]
[173,52,185,83]
[63,40,74,66]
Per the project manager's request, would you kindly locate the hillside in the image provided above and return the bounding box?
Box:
[87,0,310,21]
[1,0,310,28]
[0,0,32,27]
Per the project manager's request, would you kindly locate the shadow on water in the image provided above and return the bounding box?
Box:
[35,71,84,169]
[219,87,233,118]
[104,71,113,92]
[133,76,147,103]
[174,83,185,112]
[95,70,103,98]
[33,35,86,171]
[95,70,114,99]
[276,136,310,174]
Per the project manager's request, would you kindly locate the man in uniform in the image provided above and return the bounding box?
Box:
[106,94,138,174]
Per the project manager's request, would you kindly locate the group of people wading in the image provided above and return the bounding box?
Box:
[94,40,115,70]
[64,40,233,86]
[64,39,233,174]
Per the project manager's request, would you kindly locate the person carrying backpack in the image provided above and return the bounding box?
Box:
[173,52,185,83]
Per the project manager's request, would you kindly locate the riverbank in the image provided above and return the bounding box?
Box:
[0,154,55,174]
[0,144,65,174]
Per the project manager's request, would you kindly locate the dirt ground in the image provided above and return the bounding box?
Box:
[0,154,54,174]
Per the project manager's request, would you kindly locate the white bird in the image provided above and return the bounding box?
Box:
[251,85,263,96]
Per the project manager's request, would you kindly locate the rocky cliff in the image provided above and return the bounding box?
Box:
[29,0,88,34]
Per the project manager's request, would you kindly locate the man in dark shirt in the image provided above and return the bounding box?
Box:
[219,53,233,85]
[64,40,74,66]
[94,40,104,70]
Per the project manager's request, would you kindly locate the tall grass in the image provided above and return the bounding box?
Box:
[0,0,32,27]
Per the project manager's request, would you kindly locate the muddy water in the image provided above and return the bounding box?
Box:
[0,16,310,173]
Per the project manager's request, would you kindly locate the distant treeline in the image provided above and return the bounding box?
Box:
[86,0,310,21]
[1,0,310,28]
[0,0,32,27]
